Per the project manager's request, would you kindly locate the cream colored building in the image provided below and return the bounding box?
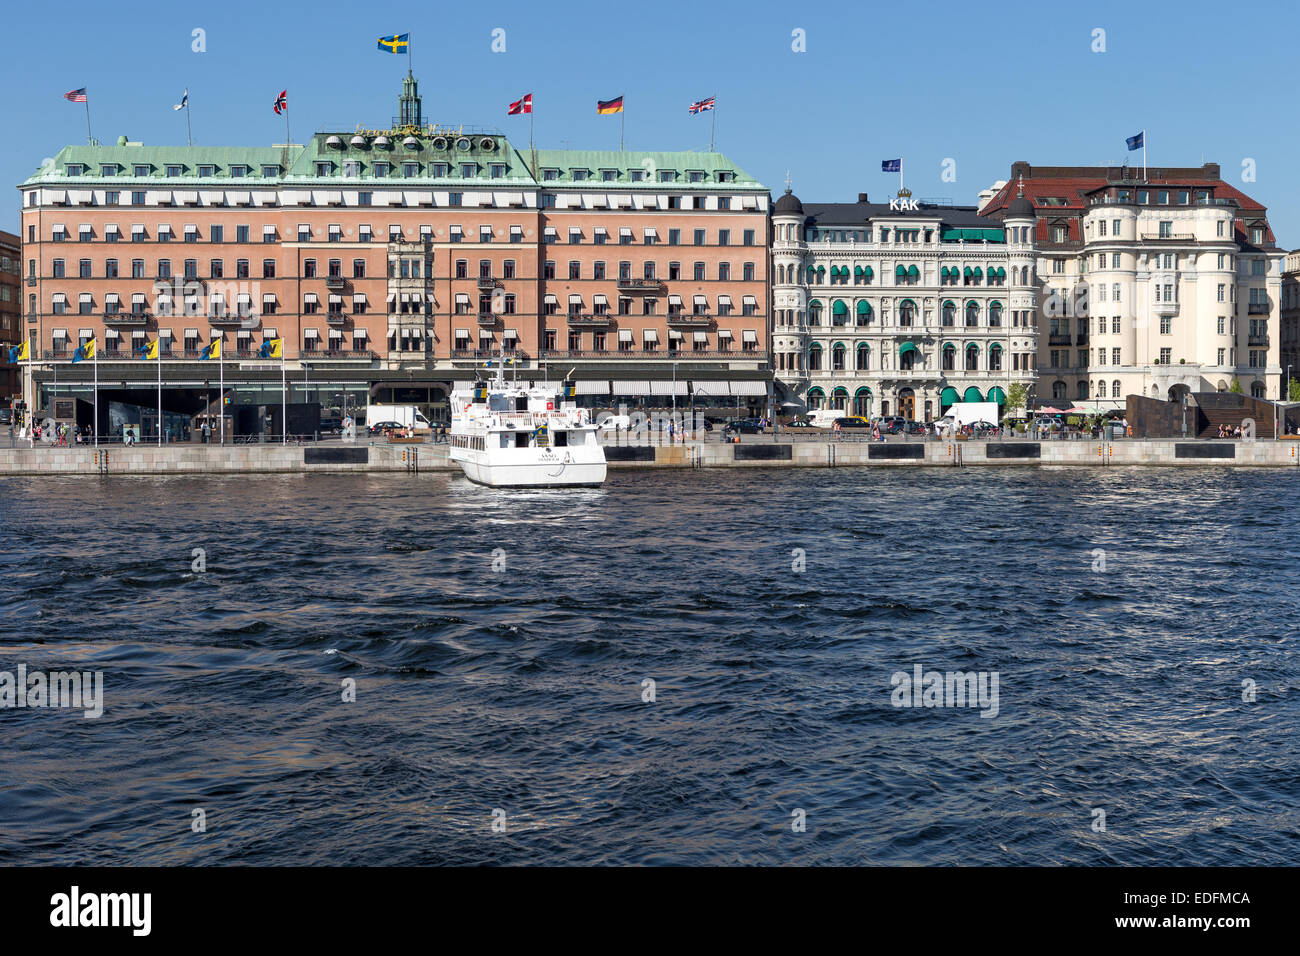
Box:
[982,162,1284,407]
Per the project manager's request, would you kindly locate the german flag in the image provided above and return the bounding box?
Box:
[596,96,624,115]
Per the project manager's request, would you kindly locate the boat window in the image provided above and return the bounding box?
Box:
[515,396,528,411]
[515,431,529,448]
[553,430,568,447]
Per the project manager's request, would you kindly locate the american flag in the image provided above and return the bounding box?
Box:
[64,88,87,103]
[689,96,715,114]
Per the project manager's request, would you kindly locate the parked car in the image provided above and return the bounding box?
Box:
[970,421,1001,438]
[0,408,11,426]
[832,416,872,429]
[876,416,906,435]
[367,420,405,435]
[724,418,765,435]
[784,418,815,428]
[904,420,928,435]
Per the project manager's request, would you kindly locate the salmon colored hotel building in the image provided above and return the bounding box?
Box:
[16,74,772,431]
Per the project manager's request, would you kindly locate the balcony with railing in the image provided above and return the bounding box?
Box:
[476,275,499,291]
[1141,233,1197,242]
[103,311,150,326]
[538,348,742,360]
[451,348,529,360]
[1076,331,1089,345]
[1247,302,1270,315]
[209,312,255,329]
[616,278,664,293]
[666,312,712,327]
[324,275,347,291]
[566,312,612,327]
[1248,333,1270,346]
[476,311,497,327]
[1048,334,1072,346]
[25,276,36,287]
[326,311,348,327]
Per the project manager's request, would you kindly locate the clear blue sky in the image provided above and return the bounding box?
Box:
[5,0,1298,243]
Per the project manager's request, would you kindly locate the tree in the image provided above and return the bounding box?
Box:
[1229,377,1244,394]
[1005,382,1029,416]
[1288,379,1300,403]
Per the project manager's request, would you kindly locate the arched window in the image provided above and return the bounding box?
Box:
[965,344,979,371]
[832,299,848,326]
[807,343,822,371]
[852,387,872,417]
[808,300,823,326]
[855,343,870,370]
[831,387,848,410]
[856,301,872,326]
[816,265,825,285]
[807,387,824,410]
[1052,380,1067,400]
[989,344,1003,371]
[965,302,979,326]
[989,301,1003,326]
[942,300,956,326]
[1112,379,1121,398]
[1251,381,1266,399]
[1078,381,1090,400]
[942,343,956,371]
[899,300,916,326]
[831,343,846,370]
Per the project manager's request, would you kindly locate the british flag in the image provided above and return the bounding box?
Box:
[689,96,715,114]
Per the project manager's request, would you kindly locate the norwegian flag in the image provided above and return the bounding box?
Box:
[689,96,715,114]
[273,90,287,115]
[507,93,533,115]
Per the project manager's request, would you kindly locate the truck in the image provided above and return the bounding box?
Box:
[363,404,432,433]
[934,401,1000,434]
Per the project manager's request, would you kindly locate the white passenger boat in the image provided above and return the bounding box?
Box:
[448,370,607,488]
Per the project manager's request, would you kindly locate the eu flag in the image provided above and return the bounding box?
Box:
[882,159,901,172]
[1126,131,1144,151]
[378,33,409,54]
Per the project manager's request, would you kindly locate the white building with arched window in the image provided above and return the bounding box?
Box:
[772,186,1038,421]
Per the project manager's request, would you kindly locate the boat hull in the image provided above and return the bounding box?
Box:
[453,455,607,488]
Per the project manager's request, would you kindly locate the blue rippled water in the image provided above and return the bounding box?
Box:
[1,467,1297,865]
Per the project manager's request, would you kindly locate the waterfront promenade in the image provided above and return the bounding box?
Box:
[2,436,1299,476]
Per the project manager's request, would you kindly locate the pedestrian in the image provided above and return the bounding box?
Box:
[668,419,676,442]
[832,419,841,439]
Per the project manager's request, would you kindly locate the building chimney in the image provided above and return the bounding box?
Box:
[858,193,868,203]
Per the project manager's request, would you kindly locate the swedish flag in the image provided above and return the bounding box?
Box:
[378,33,409,54]
[259,337,283,359]
[199,339,221,361]
[72,338,96,363]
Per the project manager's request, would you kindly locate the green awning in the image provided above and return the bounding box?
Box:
[807,266,816,277]
[899,342,920,358]
[854,386,872,398]
[940,386,960,406]
[862,266,873,278]
[832,300,848,315]
[987,386,1007,405]
[853,266,863,277]
[989,300,1003,309]
[973,267,983,277]
[895,265,907,277]
[817,265,825,274]
[906,265,919,278]
[942,299,955,309]
[832,387,849,398]
[940,227,1007,243]
[963,386,984,402]
[997,267,1006,279]
[940,267,949,279]
[806,386,824,398]
[963,267,973,277]
[856,301,871,315]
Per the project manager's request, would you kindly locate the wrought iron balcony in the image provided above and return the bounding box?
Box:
[476,311,497,326]
[476,275,499,291]
[666,312,711,327]
[326,311,348,327]
[1048,334,1072,345]
[566,312,612,327]
[25,276,36,287]
[325,275,347,290]
[616,277,663,293]
[1247,302,1270,315]
[1248,334,1269,346]
[103,312,150,326]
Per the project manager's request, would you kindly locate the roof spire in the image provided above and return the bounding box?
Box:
[398,70,422,128]
[784,170,792,194]
[1016,174,1025,198]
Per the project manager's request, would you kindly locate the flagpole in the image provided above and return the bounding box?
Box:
[84,89,92,145]
[157,338,162,446]
[710,102,716,152]
[219,334,225,446]
[281,349,286,444]
[186,99,192,147]
[620,104,625,152]
[1143,128,1147,182]
[92,342,98,447]
[900,156,904,193]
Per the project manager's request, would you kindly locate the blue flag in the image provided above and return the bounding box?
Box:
[1126,132,1144,151]
[881,159,901,172]
[377,33,409,54]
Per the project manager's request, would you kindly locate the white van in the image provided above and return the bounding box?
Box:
[364,405,432,432]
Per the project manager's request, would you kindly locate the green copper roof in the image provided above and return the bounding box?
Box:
[530,149,762,187]
[23,144,298,184]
